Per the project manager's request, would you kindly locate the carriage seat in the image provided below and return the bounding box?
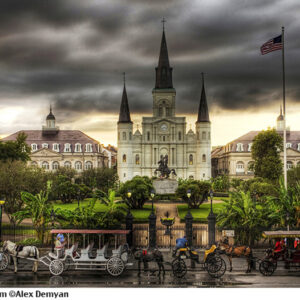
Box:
[80,242,94,260]
[112,245,122,257]
[96,244,108,260]
[204,245,217,262]
[65,242,79,258]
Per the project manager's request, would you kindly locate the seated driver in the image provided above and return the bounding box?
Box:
[173,236,188,257]
[273,238,285,259]
[55,236,63,258]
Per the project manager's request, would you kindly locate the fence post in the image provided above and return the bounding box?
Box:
[148,211,156,249]
[185,211,195,268]
[125,211,133,247]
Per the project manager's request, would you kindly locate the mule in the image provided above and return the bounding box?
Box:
[218,238,254,273]
[133,248,165,277]
[3,240,39,273]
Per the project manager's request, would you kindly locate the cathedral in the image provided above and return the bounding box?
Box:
[117,28,211,182]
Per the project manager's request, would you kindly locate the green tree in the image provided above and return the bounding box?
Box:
[251,129,283,181]
[211,175,230,192]
[0,132,31,162]
[119,176,153,209]
[176,179,211,208]
[14,182,53,243]
[287,165,300,188]
[217,191,271,245]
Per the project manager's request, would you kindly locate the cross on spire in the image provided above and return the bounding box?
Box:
[161,17,166,31]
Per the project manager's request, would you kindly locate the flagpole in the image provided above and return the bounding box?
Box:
[282,26,287,189]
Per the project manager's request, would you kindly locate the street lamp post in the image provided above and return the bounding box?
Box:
[150,189,155,212]
[287,212,290,231]
[125,190,133,247]
[208,189,216,247]
[148,189,157,249]
[51,209,55,252]
[187,189,191,211]
[0,200,5,243]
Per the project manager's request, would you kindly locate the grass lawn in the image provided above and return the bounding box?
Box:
[53,200,154,222]
[177,202,225,222]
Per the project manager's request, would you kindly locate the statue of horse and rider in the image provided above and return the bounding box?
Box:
[154,155,177,179]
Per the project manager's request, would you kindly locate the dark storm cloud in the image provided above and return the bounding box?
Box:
[0,0,299,120]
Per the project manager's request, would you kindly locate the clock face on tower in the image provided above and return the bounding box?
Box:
[160,124,168,131]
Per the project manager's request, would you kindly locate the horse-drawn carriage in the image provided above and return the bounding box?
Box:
[0,229,132,277]
[171,245,226,278]
[259,230,300,276]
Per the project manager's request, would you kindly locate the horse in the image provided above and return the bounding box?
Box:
[133,248,165,277]
[218,238,254,273]
[3,240,39,273]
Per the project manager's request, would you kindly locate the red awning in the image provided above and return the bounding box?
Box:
[50,229,130,235]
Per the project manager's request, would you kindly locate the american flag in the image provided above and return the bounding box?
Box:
[260,35,283,55]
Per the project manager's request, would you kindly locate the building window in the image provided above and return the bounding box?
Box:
[123,173,126,178]
[286,143,292,149]
[64,161,71,169]
[202,154,206,162]
[178,131,182,141]
[163,136,166,142]
[123,154,126,163]
[42,161,49,170]
[287,161,293,170]
[53,143,60,152]
[42,143,48,149]
[31,161,38,167]
[75,161,82,170]
[159,105,163,117]
[197,132,200,140]
[248,143,252,152]
[64,143,71,152]
[122,132,126,140]
[208,132,211,139]
[298,143,300,151]
[166,107,170,116]
[189,154,193,165]
[203,173,205,178]
[189,175,194,179]
[31,144,38,151]
[147,132,150,141]
[85,144,92,152]
[129,132,132,140]
[85,161,93,170]
[297,161,300,166]
[236,161,245,173]
[135,154,140,165]
[202,132,206,140]
[52,161,59,170]
[247,161,254,174]
[74,143,82,152]
[236,143,244,152]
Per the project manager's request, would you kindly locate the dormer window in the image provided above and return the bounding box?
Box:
[31,144,38,151]
[64,143,71,152]
[236,143,244,152]
[53,143,59,152]
[42,143,48,149]
[286,143,292,149]
[85,144,92,152]
[298,143,300,151]
[248,143,252,152]
[75,143,82,152]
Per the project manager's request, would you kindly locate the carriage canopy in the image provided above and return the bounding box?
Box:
[262,231,300,238]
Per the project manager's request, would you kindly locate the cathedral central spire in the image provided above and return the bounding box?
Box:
[155,20,173,89]
[118,73,132,123]
[197,73,210,123]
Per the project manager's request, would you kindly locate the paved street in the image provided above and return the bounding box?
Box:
[1,250,300,288]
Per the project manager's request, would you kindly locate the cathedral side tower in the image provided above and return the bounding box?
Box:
[117,79,133,182]
[195,74,211,180]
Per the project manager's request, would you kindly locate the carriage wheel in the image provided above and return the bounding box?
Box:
[106,257,125,277]
[49,260,64,276]
[259,260,276,276]
[206,256,226,278]
[172,258,187,278]
[0,253,9,271]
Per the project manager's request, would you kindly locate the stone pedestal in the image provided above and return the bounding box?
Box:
[153,179,178,195]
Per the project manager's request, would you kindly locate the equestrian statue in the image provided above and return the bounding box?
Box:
[154,155,177,179]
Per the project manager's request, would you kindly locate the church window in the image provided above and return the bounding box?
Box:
[286,143,292,148]
[31,144,38,151]
[64,143,71,152]
[248,143,252,152]
[75,143,82,152]
[166,107,170,116]
[147,131,150,141]
[75,161,82,170]
[172,128,175,141]
[159,105,163,117]
[236,143,243,152]
[163,136,166,142]
[189,154,193,165]
[85,144,92,152]
[189,175,194,179]
[129,132,132,140]
[42,161,49,170]
[123,154,127,163]
[287,161,293,170]
[31,161,38,167]
[197,132,200,141]
[202,132,206,140]
[42,143,48,149]
[208,132,211,139]
[236,161,245,174]
[172,148,175,165]
[52,161,59,170]
[202,154,206,162]
[124,173,126,178]
[203,173,205,178]
[178,131,182,141]
[64,161,71,169]
[53,143,60,152]
[122,132,126,140]
[135,154,140,165]
[85,161,93,170]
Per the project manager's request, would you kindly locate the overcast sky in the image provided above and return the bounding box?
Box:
[0,0,300,146]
